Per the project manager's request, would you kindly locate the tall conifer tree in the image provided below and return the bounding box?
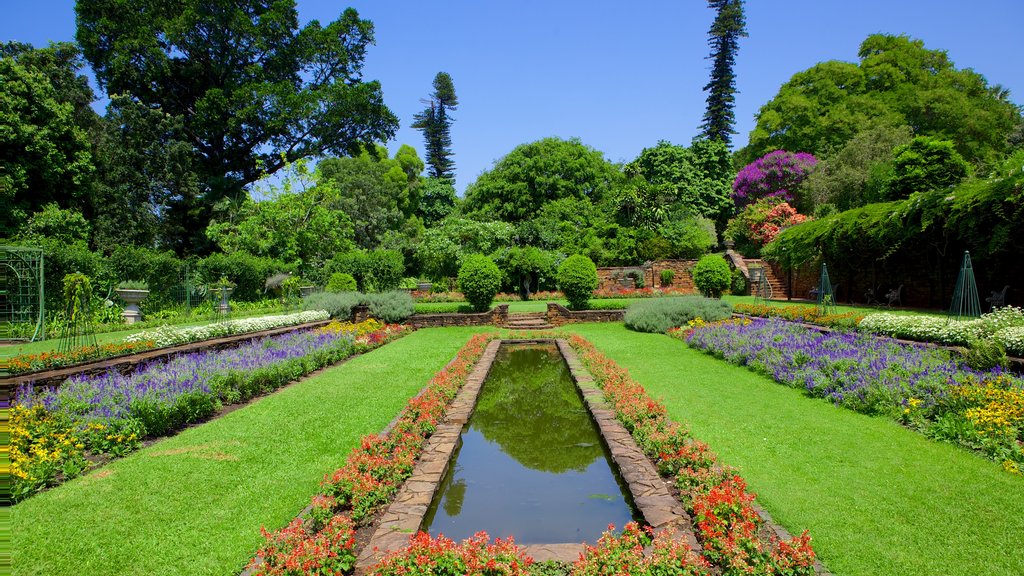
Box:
[700,0,747,145]
[413,72,458,181]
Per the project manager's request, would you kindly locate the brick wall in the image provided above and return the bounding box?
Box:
[546,303,626,326]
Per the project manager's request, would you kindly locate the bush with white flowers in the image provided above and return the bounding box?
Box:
[125,310,329,348]
[859,306,1024,352]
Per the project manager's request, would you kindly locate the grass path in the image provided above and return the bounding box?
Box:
[11,327,487,576]
[562,323,1023,576]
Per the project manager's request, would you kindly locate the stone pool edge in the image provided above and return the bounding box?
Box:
[354,338,701,571]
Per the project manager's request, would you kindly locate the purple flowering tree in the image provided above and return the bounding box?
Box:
[732,150,818,209]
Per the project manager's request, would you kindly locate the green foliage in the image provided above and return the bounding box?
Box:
[700,0,748,145]
[765,152,1024,273]
[116,280,149,291]
[462,137,623,223]
[741,34,1021,168]
[328,249,405,292]
[457,254,501,312]
[658,215,718,258]
[76,3,398,253]
[206,161,355,275]
[418,177,458,226]
[660,269,675,286]
[363,291,415,323]
[804,124,913,211]
[0,43,96,238]
[325,273,358,293]
[692,255,731,298]
[317,149,421,250]
[887,136,970,199]
[106,245,185,310]
[961,338,1010,371]
[491,246,558,297]
[197,252,295,302]
[418,217,515,280]
[19,204,91,244]
[624,296,733,333]
[557,255,599,310]
[412,72,458,181]
[730,267,748,295]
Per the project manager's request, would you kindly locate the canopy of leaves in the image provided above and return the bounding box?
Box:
[417,218,515,280]
[1,44,95,236]
[741,34,1022,168]
[76,2,399,252]
[887,136,969,200]
[804,124,913,212]
[462,137,623,223]
[763,151,1024,272]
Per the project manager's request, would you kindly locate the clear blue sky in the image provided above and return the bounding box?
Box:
[5,1,1023,193]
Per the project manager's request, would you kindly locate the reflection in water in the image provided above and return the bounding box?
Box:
[422,344,637,544]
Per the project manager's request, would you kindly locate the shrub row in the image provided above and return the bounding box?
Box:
[301,291,415,323]
[624,296,733,333]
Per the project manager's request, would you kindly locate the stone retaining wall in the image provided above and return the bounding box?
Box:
[546,302,625,326]
[401,304,509,328]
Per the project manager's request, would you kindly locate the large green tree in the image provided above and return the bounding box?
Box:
[0,42,96,236]
[625,139,734,226]
[76,1,399,253]
[412,72,458,181]
[741,34,1022,167]
[700,0,747,145]
[462,137,623,223]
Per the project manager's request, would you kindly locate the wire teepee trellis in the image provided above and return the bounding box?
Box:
[57,273,98,356]
[816,263,836,316]
[948,250,982,321]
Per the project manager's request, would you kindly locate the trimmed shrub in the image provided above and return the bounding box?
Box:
[624,296,733,333]
[302,292,363,319]
[364,291,415,323]
[558,254,599,310]
[692,255,731,298]
[730,267,748,295]
[325,272,357,293]
[457,254,501,312]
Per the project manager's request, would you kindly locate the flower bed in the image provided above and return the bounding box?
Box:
[733,302,864,329]
[6,310,331,376]
[124,309,330,347]
[566,334,817,575]
[11,320,406,502]
[247,332,497,575]
[677,317,1024,472]
[858,306,1024,355]
[7,340,158,375]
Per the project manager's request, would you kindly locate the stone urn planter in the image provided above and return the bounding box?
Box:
[300,285,317,298]
[215,287,233,315]
[115,289,150,324]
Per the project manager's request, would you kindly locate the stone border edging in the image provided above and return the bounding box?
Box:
[355,338,703,571]
[0,320,333,391]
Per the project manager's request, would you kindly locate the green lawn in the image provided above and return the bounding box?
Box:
[561,323,1023,576]
[11,327,488,576]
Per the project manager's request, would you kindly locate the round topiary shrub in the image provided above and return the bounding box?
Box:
[458,254,501,312]
[558,255,599,310]
[325,272,357,293]
[692,255,731,298]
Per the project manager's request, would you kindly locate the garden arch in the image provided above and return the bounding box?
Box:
[0,246,46,342]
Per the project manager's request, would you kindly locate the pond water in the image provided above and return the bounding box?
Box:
[421,343,637,544]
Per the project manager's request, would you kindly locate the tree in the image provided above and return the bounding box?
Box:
[418,177,459,226]
[804,124,913,212]
[462,137,623,223]
[205,161,355,275]
[700,0,747,145]
[741,34,1022,168]
[887,136,969,200]
[316,146,421,249]
[1,44,95,237]
[625,139,734,225]
[417,218,515,280]
[732,150,818,211]
[412,72,458,181]
[76,2,399,253]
